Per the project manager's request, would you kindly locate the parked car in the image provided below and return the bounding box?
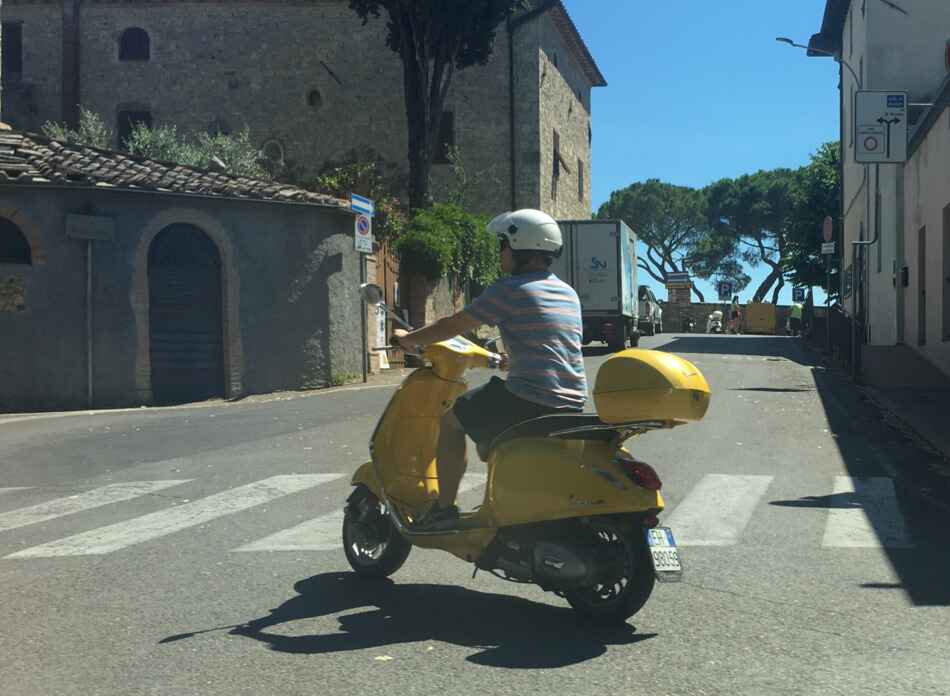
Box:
[637,285,663,335]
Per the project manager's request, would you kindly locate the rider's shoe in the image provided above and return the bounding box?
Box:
[412,502,460,530]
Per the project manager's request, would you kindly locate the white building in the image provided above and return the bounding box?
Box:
[809,0,950,372]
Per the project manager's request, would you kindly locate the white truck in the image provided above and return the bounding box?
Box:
[551,219,639,352]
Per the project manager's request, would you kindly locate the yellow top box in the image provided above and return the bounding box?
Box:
[593,349,711,426]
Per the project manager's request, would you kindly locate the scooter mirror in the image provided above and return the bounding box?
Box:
[360,283,384,306]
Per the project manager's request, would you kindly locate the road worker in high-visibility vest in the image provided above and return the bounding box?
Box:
[789,302,804,337]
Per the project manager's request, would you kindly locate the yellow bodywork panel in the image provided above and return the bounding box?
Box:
[370,368,468,504]
[488,438,664,527]
[594,348,711,425]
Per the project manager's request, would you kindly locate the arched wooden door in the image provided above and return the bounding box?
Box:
[148,224,224,404]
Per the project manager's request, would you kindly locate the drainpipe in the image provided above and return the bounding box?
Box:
[507,15,517,211]
[62,0,81,127]
[86,239,93,407]
[895,166,905,343]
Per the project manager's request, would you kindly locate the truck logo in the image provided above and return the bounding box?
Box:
[590,257,607,271]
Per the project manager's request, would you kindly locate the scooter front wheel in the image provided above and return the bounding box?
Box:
[564,517,655,624]
[342,486,411,578]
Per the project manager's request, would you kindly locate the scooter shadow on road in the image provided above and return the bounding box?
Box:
[213,572,657,668]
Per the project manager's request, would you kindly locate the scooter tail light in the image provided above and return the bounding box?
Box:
[642,514,660,529]
[615,455,663,491]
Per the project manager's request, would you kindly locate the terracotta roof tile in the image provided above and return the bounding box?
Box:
[0,130,350,209]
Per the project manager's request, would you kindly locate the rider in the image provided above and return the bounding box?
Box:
[393,209,588,527]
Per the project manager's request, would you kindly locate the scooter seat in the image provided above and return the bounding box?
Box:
[488,413,615,452]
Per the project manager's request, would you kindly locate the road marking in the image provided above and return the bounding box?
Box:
[0,487,32,495]
[0,481,190,532]
[665,474,774,546]
[232,473,487,552]
[5,474,342,558]
[822,476,913,548]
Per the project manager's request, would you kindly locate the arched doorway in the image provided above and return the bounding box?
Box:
[0,216,31,264]
[148,224,224,404]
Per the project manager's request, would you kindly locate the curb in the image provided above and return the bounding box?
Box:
[0,375,409,427]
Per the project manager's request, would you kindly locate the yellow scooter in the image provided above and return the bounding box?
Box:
[343,284,711,623]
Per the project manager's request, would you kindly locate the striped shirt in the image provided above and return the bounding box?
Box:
[465,272,588,409]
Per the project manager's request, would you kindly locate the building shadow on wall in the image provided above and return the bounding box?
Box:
[286,235,345,391]
[770,366,950,606]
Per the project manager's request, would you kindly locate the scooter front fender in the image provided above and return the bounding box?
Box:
[350,462,382,498]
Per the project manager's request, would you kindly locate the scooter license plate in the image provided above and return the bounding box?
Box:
[646,527,683,582]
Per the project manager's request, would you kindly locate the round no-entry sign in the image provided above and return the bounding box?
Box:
[822,216,833,243]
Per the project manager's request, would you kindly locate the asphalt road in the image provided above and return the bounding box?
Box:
[1,334,948,696]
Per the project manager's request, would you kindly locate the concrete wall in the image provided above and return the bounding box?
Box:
[1,1,600,219]
[0,186,362,412]
[904,108,950,379]
[866,0,950,101]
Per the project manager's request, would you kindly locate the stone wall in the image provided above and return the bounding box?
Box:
[1,2,62,132]
[536,12,593,220]
[0,186,362,412]
[660,301,793,335]
[2,1,600,219]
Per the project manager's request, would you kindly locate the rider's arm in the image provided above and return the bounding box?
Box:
[395,309,482,348]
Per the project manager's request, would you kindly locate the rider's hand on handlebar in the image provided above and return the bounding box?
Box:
[499,353,510,371]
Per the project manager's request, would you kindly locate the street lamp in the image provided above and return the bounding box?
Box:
[775,37,862,89]
[776,36,874,381]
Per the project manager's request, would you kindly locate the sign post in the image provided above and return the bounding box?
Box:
[351,193,376,382]
[822,216,833,353]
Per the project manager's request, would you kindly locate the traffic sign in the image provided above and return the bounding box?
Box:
[855,91,907,163]
[717,280,734,301]
[821,242,836,255]
[822,216,833,243]
[351,193,375,217]
[355,213,373,253]
[792,287,805,303]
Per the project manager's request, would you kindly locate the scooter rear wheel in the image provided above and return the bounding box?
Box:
[564,517,655,624]
[342,486,411,578]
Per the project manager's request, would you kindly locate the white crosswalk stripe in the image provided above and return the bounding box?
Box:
[0,481,190,532]
[0,472,918,558]
[664,474,774,546]
[821,476,913,548]
[5,474,343,558]
[232,473,488,553]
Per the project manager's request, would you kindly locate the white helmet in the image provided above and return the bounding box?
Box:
[487,209,562,254]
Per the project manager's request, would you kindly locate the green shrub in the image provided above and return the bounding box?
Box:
[395,203,500,286]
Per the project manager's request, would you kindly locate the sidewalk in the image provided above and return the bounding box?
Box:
[861,386,950,464]
[0,367,414,426]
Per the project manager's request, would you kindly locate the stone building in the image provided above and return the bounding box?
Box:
[0,128,363,412]
[0,0,606,220]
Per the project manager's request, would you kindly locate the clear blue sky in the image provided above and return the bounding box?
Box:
[566,0,839,305]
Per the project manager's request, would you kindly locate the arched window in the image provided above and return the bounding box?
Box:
[119,28,150,61]
[0,217,31,265]
[307,89,323,109]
